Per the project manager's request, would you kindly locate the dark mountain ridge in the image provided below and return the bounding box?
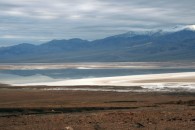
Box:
[0,26,195,63]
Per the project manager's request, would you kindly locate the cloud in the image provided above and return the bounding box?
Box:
[0,0,195,46]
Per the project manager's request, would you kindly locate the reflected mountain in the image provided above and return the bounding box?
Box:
[1,68,195,79]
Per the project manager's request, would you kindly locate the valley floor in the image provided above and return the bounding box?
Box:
[0,87,194,130]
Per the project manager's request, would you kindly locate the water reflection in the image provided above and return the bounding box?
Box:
[1,68,195,78]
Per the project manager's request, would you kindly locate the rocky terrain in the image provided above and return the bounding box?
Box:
[0,86,194,130]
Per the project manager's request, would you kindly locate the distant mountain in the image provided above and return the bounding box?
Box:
[0,25,195,62]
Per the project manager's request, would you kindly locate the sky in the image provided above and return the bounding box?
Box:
[0,0,195,46]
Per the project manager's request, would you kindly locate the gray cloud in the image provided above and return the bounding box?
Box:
[0,0,195,46]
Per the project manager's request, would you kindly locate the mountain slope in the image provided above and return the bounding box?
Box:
[0,25,195,62]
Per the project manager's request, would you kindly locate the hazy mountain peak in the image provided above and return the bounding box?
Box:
[117,25,195,38]
[185,25,195,31]
[16,43,35,47]
[162,25,195,32]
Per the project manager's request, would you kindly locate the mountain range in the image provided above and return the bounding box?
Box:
[0,25,195,63]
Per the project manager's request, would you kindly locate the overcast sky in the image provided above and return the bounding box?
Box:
[0,0,195,46]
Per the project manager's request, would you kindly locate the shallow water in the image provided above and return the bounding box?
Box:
[0,62,195,92]
[0,68,195,84]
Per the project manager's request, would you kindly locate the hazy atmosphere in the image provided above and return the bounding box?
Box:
[1,0,195,46]
[1,1,195,130]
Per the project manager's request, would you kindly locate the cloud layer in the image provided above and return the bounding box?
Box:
[0,0,195,46]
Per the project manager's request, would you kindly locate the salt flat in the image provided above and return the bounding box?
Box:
[10,72,195,92]
[14,72,195,86]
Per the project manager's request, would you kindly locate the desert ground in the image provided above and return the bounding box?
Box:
[0,85,194,130]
